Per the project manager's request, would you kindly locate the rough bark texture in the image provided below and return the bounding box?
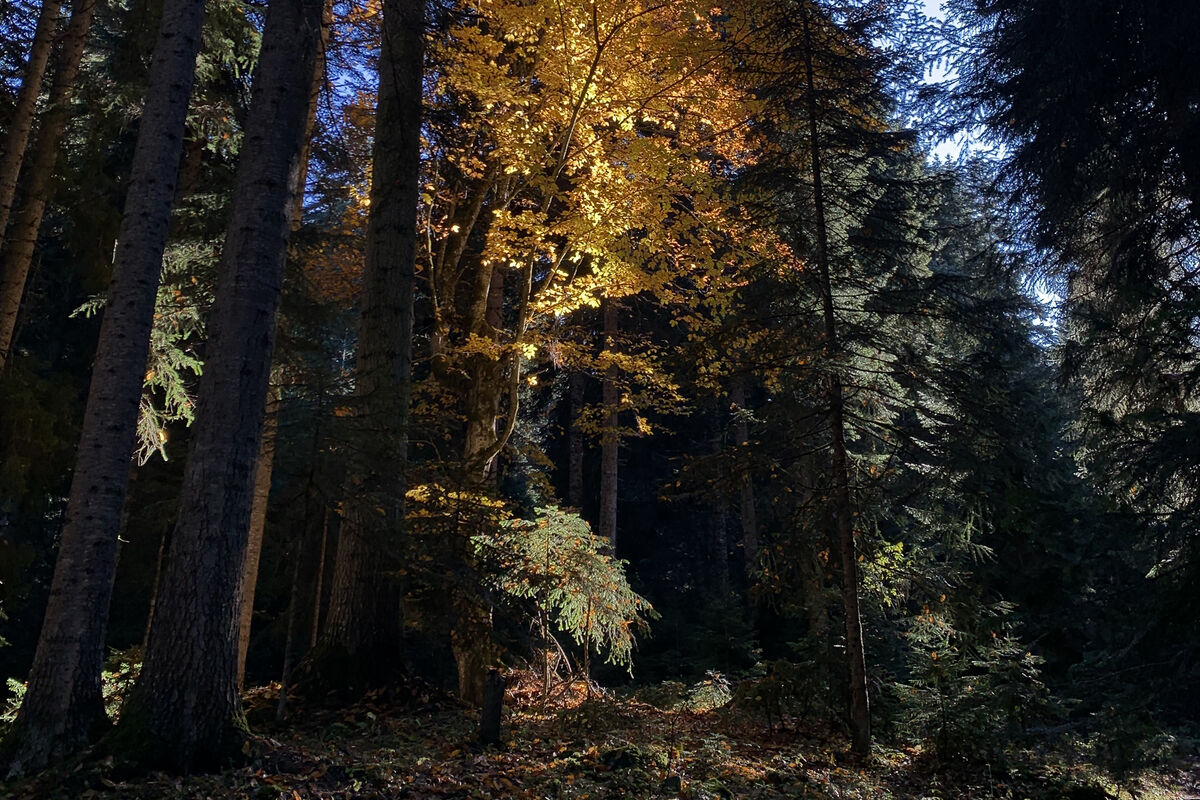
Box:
[125,0,325,771]
[321,0,422,685]
[237,385,281,688]
[3,0,204,777]
[730,377,759,580]
[0,0,96,373]
[0,0,65,239]
[801,3,870,757]
[598,299,620,552]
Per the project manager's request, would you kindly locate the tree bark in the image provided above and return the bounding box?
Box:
[3,0,204,777]
[567,370,586,509]
[730,377,759,580]
[236,385,280,689]
[800,1,870,757]
[123,0,325,771]
[598,299,619,552]
[0,0,96,373]
[0,0,65,239]
[321,0,423,685]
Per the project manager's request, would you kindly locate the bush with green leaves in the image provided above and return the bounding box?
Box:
[474,506,656,675]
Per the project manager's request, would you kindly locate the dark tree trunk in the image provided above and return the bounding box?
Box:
[3,0,204,776]
[0,0,65,238]
[122,0,325,771]
[321,0,423,686]
[730,377,758,580]
[567,371,586,509]
[598,299,619,552]
[237,385,280,689]
[0,0,96,373]
[800,1,870,757]
[309,508,329,650]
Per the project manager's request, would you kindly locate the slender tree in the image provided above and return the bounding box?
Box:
[799,0,870,755]
[0,0,96,372]
[0,0,64,238]
[3,0,206,775]
[321,0,424,684]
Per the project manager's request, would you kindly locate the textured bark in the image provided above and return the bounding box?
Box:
[125,0,325,771]
[801,2,870,757]
[321,0,422,683]
[567,371,585,508]
[0,0,65,238]
[3,0,204,777]
[0,0,96,373]
[236,386,280,689]
[730,377,759,579]
[598,299,619,552]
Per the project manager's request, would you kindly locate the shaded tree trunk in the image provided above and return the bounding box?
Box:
[237,12,328,689]
[730,377,758,579]
[3,0,204,776]
[122,0,326,771]
[0,0,96,373]
[0,0,65,238]
[598,299,619,552]
[236,385,280,689]
[567,371,586,508]
[800,1,870,757]
[321,0,423,686]
[310,508,329,649]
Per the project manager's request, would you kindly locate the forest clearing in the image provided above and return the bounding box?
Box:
[2,0,1199,793]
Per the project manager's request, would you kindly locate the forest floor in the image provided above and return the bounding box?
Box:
[5,674,1194,800]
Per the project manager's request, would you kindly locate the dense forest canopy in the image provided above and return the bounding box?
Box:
[0,0,1197,795]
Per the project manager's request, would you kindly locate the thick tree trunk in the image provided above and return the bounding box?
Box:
[321,0,422,685]
[236,385,280,689]
[0,0,96,373]
[567,371,585,508]
[800,2,870,757]
[730,377,758,579]
[598,299,619,552]
[3,0,204,777]
[237,12,327,689]
[0,0,65,238]
[124,0,325,771]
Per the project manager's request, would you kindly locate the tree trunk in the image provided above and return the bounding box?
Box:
[236,385,280,689]
[567,370,585,509]
[0,0,65,239]
[123,0,325,771]
[800,1,870,757]
[0,0,96,373]
[598,299,619,552]
[309,508,329,649]
[730,377,758,580]
[320,0,422,685]
[236,10,327,689]
[3,0,205,776]
[275,527,307,723]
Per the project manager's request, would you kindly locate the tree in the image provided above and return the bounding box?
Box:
[3,0,207,774]
[320,0,424,687]
[0,0,96,372]
[118,0,327,769]
[0,0,64,238]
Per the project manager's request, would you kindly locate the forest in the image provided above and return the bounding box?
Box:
[0,0,1198,797]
